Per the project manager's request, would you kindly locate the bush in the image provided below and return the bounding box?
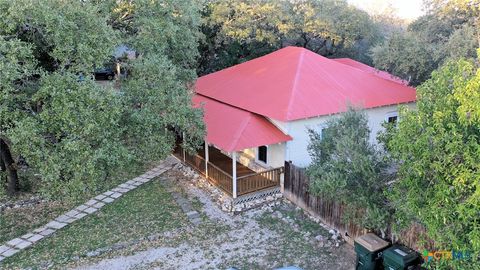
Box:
[306,107,391,232]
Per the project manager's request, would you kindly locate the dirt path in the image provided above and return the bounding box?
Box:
[75,166,355,270]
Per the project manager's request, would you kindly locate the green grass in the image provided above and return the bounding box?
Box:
[0,201,71,244]
[1,179,188,269]
[253,205,339,269]
[0,163,149,245]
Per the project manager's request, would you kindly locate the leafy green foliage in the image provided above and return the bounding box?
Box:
[306,108,390,231]
[372,31,436,86]
[382,57,480,265]
[0,0,204,199]
[198,0,381,75]
[372,1,479,86]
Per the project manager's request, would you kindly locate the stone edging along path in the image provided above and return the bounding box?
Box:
[0,158,175,263]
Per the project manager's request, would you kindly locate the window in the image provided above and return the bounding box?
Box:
[385,112,398,125]
[387,115,398,124]
[321,126,333,140]
[258,146,267,164]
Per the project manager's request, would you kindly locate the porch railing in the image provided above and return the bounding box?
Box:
[236,167,283,196]
[174,145,282,197]
[207,162,233,196]
[183,150,234,195]
[185,151,206,174]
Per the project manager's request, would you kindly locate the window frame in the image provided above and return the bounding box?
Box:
[256,145,268,165]
[385,111,399,125]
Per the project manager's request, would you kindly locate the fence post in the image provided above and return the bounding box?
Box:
[205,141,209,178]
[182,132,186,162]
[232,151,237,198]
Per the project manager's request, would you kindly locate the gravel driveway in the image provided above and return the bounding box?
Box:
[74,166,356,270]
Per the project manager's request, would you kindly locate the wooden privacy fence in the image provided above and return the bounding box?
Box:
[283,161,432,250]
[237,167,282,196]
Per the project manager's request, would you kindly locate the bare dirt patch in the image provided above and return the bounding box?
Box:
[75,165,355,270]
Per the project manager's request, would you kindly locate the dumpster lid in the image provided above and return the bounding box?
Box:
[354,233,390,252]
[383,245,420,265]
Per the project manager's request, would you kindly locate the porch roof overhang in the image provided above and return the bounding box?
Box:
[193,94,292,152]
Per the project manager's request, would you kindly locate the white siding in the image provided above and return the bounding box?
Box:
[283,115,329,167]
[266,143,286,168]
[236,143,286,171]
[274,103,416,167]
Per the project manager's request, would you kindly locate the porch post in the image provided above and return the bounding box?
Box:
[205,141,209,178]
[232,151,237,198]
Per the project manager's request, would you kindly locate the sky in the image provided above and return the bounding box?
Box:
[348,0,425,21]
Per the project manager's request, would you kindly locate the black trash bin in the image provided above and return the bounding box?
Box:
[354,233,390,270]
[382,244,423,270]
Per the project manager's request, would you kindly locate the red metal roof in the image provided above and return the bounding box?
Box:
[332,58,408,85]
[193,94,292,152]
[195,46,416,121]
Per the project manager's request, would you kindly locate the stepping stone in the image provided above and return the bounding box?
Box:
[186,211,200,220]
[2,248,19,257]
[16,240,32,250]
[0,245,10,254]
[26,234,44,243]
[74,212,88,219]
[76,204,89,212]
[83,207,98,214]
[39,228,55,236]
[45,221,67,230]
[102,197,115,203]
[63,217,76,224]
[6,238,23,247]
[20,233,35,240]
[119,184,130,188]
[33,227,47,234]
[92,202,105,209]
[103,191,114,196]
[64,209,80,218]
[112,187,128,193]
[131,182,142,187]
[55,215,72,223]
[123,185,135,191]
[191,218,202,225]
[94,194,106,200]
[110,192,122,199]
[85,199,98,206]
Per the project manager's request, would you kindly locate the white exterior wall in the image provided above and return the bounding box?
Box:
[273,103,416,167]
[265,143,286,168]
[236,143,286,171]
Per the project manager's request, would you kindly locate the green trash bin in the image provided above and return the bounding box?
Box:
[354,233,390,270]
[382,244,423,270]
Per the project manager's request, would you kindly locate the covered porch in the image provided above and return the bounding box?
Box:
[173,94,291,198]
[174,144,283,197]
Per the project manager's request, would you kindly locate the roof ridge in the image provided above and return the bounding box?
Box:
[195,93,255,114]
[229,114,252,152]
[332,58,409,86]
[285,48,305,120]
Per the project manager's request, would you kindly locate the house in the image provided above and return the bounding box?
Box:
[176,46,416,200]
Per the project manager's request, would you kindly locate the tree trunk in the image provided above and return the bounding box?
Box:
[0,155,5,172]
[0,138,19,196]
